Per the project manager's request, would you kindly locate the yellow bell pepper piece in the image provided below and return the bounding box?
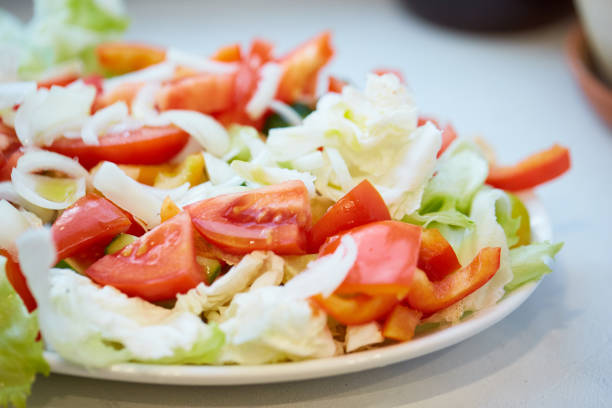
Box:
[154,153,205,189]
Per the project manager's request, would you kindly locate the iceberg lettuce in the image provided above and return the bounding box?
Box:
[0,256,49,408]
[505,241,563,292]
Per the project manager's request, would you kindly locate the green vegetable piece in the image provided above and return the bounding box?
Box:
[105,233,138,255]
[504,241,563,292]
[0,256,49,408]
[197,257,222,285]
[263,103,314,135]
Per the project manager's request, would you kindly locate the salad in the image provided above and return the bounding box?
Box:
[0,1,570,406]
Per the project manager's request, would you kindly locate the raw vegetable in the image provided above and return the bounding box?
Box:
[382,305,422,341]
[104,233,137,255]
[417,228,461,281]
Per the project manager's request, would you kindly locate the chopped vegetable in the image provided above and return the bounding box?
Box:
[104,233,138,255]
[418,228,461,281]
[382,305,422,341]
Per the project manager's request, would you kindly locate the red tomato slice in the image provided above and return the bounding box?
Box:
[47,125,189,169]
[312,293,398,325]
[93,81,143,112]
[486,144,571,191]
[418,228,461,281]
[405,247,501,315]
[85,212,205,301]
[309,180,390,252]
[248,38,275,65]
[1,249,37,312]
[328,76,347,93]
[96,42,166,75]
[156,73,236,114]
[382,304,422,341]
[212,43,242,62]
[51,194,132,260]
[0,150,23,181]
[372,68,405,83]
[37,73,80,89]
[319,221,421,296]
[186,180,312,255]
[276,31,334,103]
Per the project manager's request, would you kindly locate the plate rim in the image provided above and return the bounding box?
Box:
[44,191,551,386]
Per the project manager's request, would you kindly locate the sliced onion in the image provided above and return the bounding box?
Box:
[345,322,384,352]
[103,61,176,94]
[0,181,55,223]
[0,82,36,110]
[93,162,165,229]
[159,110,229,157]
[11,170,86,210]
[290,151,324,172]
[284,235,357,299]
[131,82,161,121]
[245,63,282,120]
[16,150,89,180]
[269,100,303,126]
[176,180,247,208]
[141,182,190,201]
[203,152,236,185]
[166,48,239,75]
[325,147,353,190]
[81,101,129,145]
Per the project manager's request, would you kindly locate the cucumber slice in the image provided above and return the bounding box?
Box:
[105,233,138,255]
[197,256,221,285]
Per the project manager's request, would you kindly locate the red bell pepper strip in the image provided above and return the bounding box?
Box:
[405,247,501,315]
[1,249,37,312]
[312,293,399,325]
[418,228,461,281]
[382,304,422,341]
[486,144,571,191]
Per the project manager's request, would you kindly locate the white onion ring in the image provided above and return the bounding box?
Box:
[245,63,282,120]
[269,100,304,126]
[159,110,229,157]
[81,101,128,145]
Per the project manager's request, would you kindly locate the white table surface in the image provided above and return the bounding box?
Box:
[6,0,612,406]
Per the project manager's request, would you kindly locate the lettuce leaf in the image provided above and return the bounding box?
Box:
[504,241,563,292]
[0,256,49,408]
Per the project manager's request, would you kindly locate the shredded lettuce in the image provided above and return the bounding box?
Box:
[0,256,49,408]
[505,242,563,292]
[16,228,224,367]
[1,0,129,80]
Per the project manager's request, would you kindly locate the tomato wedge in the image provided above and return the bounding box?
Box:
[319,221,421,296]
[186,180,312,255]
[328,76,348,93]
[0,150,23,181]
[0,122,21,181]
[47,125,189,169]
[312,293,398,326]
[212,43,242,62]
[276,31,334,103]
[418,228,461,281]
[96,42,166,75]
[51,194,132,261]
[382,305,422,341]
[1,249,36,312]
[309,180,390,252]
[405,247,501,315]
[156,72,236,114]
[85,212,204,301]
[93,81,143,112]
[486,144,571,191]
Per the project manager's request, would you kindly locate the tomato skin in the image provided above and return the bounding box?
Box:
[382,305,422,341]
[312,293,398,326]
[212,43,242,62]
[405,247,501,315]
[1,249,37,312]
[276,31,334,103]
[52,194,132,261]
[309,180,390,252]
[37,73,80,89]
[0,122,22,181]
[85,212,205,302]
[93,81,142,112]
[156,73,236,114]
[47,125,189,169]
[417,228,461,281]
[486,144,571,191]
[328,76,347,93]
[96,42,166,75]
[186,180,312,255]
[319,221,421,296]
[0,150,23,181]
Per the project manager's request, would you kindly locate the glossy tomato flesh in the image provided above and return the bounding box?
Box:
[319,221,422,296]
[1,249,37,312]
[309,179,390,252]
[85,212,205,301]
[186,180,312,255]
[47,125,189,169]
[51,194,132,260]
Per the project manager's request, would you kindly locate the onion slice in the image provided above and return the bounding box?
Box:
[245,63,282,120]
[81,101,129,145]
[0,81,36,110]
[159,110,229,157]
[103,61,176,94]
[269,100,304,126]
[166,48,239,75]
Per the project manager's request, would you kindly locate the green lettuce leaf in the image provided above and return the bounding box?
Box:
[0,256,49,408]
[505,241,563,292]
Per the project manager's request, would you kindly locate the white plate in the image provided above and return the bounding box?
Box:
[45,192,552,386]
